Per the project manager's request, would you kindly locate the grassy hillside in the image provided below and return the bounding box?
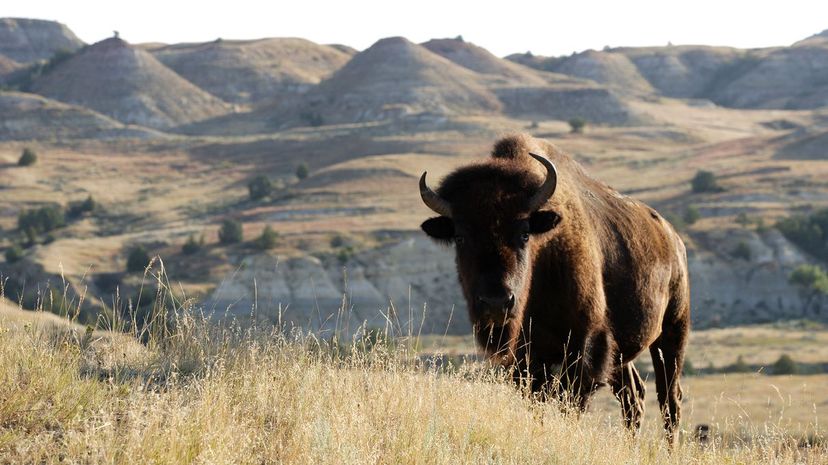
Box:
[1,276,827,464]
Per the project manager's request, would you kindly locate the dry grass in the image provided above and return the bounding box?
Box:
[1,272,825,464]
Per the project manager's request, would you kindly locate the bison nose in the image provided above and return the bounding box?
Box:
[477,293,516,319]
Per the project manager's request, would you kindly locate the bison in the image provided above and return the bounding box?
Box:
[419,134,690,444]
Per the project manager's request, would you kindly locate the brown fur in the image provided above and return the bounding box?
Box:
[421,134,690,444]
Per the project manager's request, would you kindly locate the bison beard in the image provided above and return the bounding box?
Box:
[419,134,690,446]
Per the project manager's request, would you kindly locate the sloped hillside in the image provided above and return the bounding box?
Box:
[149,38,353,105]
[0,54,21,81]
[552,50,654,95]
[0,91,159,140]
[615,45,747,98]
[710,41,828,109]
[292,37,502,125]
[0,18,84,63]
[29,37,232,129]
[421,37,548,85]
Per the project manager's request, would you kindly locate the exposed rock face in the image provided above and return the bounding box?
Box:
[551,50,654,95]
[616,46,746,98]
[289,37,502,125]
[209,236,467,335]
[0,54,21,80]
[421,38,548,85]
[496,85,640,125]
[29,37,232,129]
[710,46,828,109]
[150,38,353,105]
[0,91,160,140]
[211,230,826,335]
[0,18,84,63]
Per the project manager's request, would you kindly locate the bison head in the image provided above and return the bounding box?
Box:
[419,153,561,358]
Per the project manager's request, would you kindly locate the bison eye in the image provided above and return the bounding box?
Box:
[521,232,530,243]
[454,235,465,245]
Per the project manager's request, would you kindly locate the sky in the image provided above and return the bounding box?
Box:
[3,0,827,57]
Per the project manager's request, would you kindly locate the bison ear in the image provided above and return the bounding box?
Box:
[421,216,455,243]
[529,210,561,234]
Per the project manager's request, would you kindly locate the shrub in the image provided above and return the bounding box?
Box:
[255,225,278,250]
[67,195,97,218]
[568,118,586,134]
[789,264,828,297]
[4,245,23,263]
[296,163,310,180]
[771,354,798,375]
[126,246,151,273]
[18,204,65,235]
[776,208,828,261]
[730,241,751,261]
[724,355,752,373]
[682,358,697,376]
[691,170,722,193]
[218,219,243,245]
[17,148,37,166]
[682,206,701,225]
[182,234,204,255]
[247,175,273,201]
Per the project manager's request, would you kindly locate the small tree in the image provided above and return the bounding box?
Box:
[772,354,798,375]
[247,175,273,201]
[218,219,243,245]
[4,245,23,263]
[683,206,701,225]
[789,264,828,313]
[182,234,204,255]
[730,241,751,261]
[126,246,151,273]
[68,195,97,218]
[296,163,310,180]
[568,117,586,134]
[735,212,751,228]
[691,170,722,193]
[255,225,278,250]
[18,148,37,166]
[725,355,752,373]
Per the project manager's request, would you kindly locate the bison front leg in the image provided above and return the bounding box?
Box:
[611,363,646,432]
[558,330,614,412]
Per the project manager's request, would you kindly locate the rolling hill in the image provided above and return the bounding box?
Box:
[28,37,232,129]
[0,18,84,64]
[149,38,353,105]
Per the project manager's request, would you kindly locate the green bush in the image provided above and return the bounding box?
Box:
[724,355,752,373]
[126,246,151,273]
[296,163,310,180]
[218,219,243,245]
[682,359,697,376]
[682,206,701,225]
[18,148,37,166]
[18,204,65,235]
[730,241,751,261]
[776,209,828,261]
[247,175,273,201]
[691,170,722,193]
[771,354,798,375]
[182,234,204,255]
[568,118,586,134]
[4,245,24,263]
[789,264,828,295]
[67,195,97,218]
[255,225,278,250]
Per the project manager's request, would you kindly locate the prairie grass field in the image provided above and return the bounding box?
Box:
[1,269,826,464]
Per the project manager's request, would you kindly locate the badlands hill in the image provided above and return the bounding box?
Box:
[148,38,353,105]
[0,18,84,64]
[29,37,232,128]
[1,18,828,333]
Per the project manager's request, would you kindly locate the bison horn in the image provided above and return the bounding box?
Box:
[527,152,558,211]
[420,172,452,218]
